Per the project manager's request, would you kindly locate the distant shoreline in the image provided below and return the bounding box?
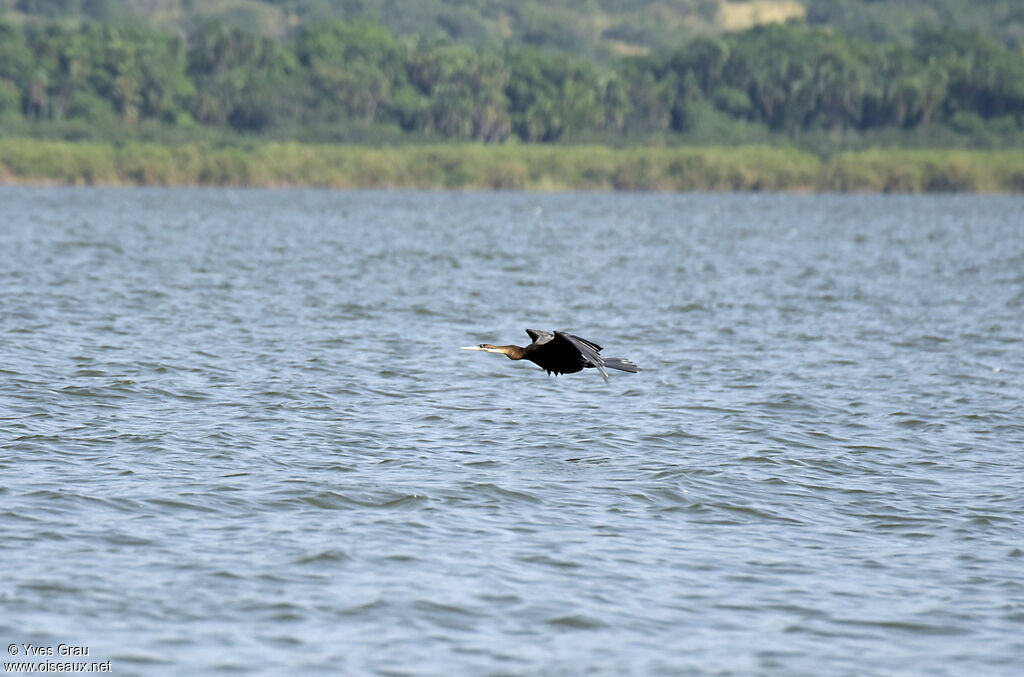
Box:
[2,139,1022,193]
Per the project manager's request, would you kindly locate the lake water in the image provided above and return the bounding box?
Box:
[2,187,1023,675]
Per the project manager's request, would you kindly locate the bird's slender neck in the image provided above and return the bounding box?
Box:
[498,345,528,360]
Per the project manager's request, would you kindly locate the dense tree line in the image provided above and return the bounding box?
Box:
[1,17,1022,144]
[6,1,1024,56]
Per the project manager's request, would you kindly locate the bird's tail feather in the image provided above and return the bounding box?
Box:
[600,358,640,373]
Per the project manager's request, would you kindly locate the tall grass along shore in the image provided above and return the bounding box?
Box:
[2,139,1022,193]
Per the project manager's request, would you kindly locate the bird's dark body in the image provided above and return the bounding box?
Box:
[463,329,639,381]
[522,329,595,375]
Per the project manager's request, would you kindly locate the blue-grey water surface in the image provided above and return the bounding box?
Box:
[2,187,1023,675]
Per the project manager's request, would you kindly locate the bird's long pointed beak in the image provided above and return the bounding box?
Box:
[462,345,505,353]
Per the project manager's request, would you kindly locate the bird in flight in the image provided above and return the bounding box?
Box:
[462,329,640,381]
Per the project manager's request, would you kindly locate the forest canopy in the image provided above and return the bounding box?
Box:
[1,3,1023,148]
[4,1,1024,54]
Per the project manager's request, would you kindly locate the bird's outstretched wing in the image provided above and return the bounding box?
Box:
[555,331,609,381]
[565,333,602,354]
[525,328,555,345]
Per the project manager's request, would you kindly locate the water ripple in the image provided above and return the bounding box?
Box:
[2,188,1023,676]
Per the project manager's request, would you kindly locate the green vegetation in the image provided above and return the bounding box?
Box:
[3,1,1024,56]
[1,2,1023,190]
[3,138,1023,192]
[2,16,1023,147]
